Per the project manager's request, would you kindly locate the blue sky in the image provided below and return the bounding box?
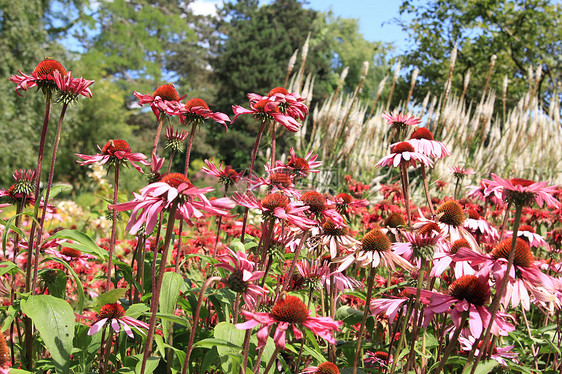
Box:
[190,0,410,52]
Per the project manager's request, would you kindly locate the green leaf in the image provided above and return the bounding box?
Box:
[44,184,72,200]
[159,272,184,339]
[43,270,67,299]
[126,303,149,319]
[21,295,75,374]
[134,356,160,374]
[49,229,107,259]
[192,337,242,350]
[95,288,129,311]
[0,262,19,276]
[1,214,29,257]
[473,360,499,374]
[50,258,86,312]
[335,306,364,325]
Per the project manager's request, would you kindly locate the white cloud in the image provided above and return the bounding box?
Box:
[189,0,223,16]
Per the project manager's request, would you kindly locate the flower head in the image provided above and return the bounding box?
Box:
[76,139,150,173]
[87,303,149,338]
[301,362,340,374]
[485,174,560,208]
[376,142,433,169]
[233,97,302,132]
[236,294,342,350]
[202,159,244,186]
[382,112,421,132]
[408,127,451,159]
[179,98,230,129]
[52,70,94,104]
[450,166,475,179]
[134,83,185,119]
[11,58,66,96]
[165,126,189,152]
[248,87,309,121]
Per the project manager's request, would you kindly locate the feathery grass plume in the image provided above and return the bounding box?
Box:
[460,69,471,102]
[386,61,401,109]
[405,68,419,110]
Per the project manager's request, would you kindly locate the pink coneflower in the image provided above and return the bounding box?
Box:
[0,170,38,207]
[300,191,346,228]
[485,174,560,208]
[407,127,451,159]
[233,192,317,230]
[464,209,499,240]
[375,142,433,169]
[45,246,96,269]
[505,225,548,248]
[87,303,149,338]
[334,228,414,272]
[165,126,189,152]
[365,350,393,369]
[76,139,150,173]
[452,238,557,310]
[431,238,476,278]
[235,294,342,349]
[300,361,340,374]
[179,98,230,129]
[111,173,234,235]
[382,112,421,132]
[459,337,518,367]
[370,295,412,323]
[202,159,243,186]
[52,69,94,104]
[232,98,302,132]
[411,275,515,338]
[248,87,309,121]
[275,148,321,179]
[11,58,67,96]
[450,166,475,179]
[134,83,185,119]
[216,248,266,309]
[316,219,360,259]
[392,230,443,266]
[467,180,504,207]
[249,170,299,197]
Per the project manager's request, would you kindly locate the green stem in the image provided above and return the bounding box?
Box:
[435,312,469,374]
[352,267,376,374]
[106,164,120,290]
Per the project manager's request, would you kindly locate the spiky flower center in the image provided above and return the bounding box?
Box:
[336,193,353,204]
[301,191,327,213]
[33,58,67,76]
[362,229,391,252]
[227,270,248,293]
[519,225,535,233]
[160,173,192,188]
[418,222,441,236]
[185,98,209,110]
[269,172,292,187]
[153,83,180,101]
[316,361,340,374]
[322,219,348,236]
[467,209,480,220]
[450,239,471,254]
[510,178,534,187]
[254,99,279,113]
[410,127,434,140]
[0,329,9,367]
[261,193,290,210]
[268,87,289,96]
[99,303,126,319]
[437,200,465,226]
[102,139,131,155]
[448,275,489,306]
[271,295,309,323]
[491,238,534,268]
[373,351,390,361]
[60,247,82,258]
[391,142,415,154]
[384,212,406,228]
[287,158,310,175]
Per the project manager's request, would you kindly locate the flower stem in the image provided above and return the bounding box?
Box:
[270,122,277,168]
[399,163,412,228]
[140,202,178,374]
[213,185,229,253]
[420,165,435,217]
[184,121,197,176]
[389,297,414,374]
[434,311,469,374]
[241,120,268,243]
[181,276,222,374]
[453,178,461,200]
[106,164,120,290]
[464,203,523,374]
[405,260,426,370]
[352,267,377,374]
[31,102,69,293]
[277,231,310,299]
[152,115,165,160]
[263,347,281,374]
